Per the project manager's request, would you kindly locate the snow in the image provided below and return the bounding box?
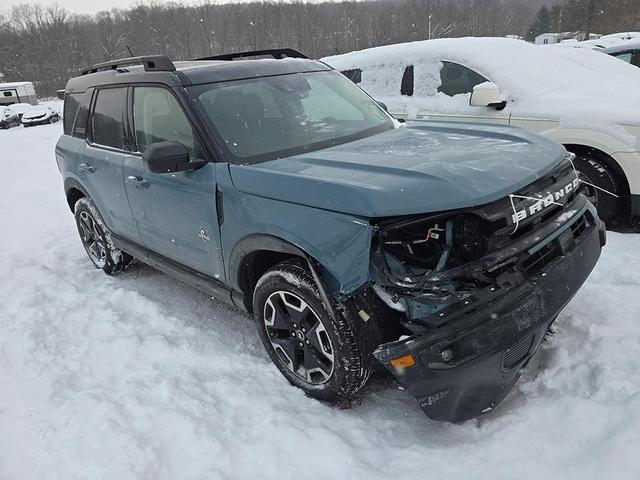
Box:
[323,38,640,145]
[2,109,640,478]
[567,31,640,50]
[0,81,34,88]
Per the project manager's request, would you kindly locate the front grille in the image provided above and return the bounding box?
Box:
[520,211,590,276]
[471,158,582,252]
[570,212,588,237]
[521,241,560,275]
[503,333,534,369]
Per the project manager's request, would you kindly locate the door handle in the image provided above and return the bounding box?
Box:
[79,163,95,174]
[126,175,150,188]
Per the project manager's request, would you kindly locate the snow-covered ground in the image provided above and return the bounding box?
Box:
[1,112,640,479]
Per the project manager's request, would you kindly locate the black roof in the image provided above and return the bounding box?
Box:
[66,51,331,93]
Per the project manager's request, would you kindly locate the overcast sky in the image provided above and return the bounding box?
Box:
[0,0,340,15]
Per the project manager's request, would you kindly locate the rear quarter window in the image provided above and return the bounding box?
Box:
[341,69,362,84]
[63,93,82,135]
[72,90,93,140]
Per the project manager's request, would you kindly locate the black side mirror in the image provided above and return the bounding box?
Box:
[143,141,206,174]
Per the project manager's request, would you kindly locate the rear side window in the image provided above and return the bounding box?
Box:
[612,51,633,63]
[63,93,81,135]
[438,61,488,97]
[91,88,126,149]
[401,65,414,96]
[341,69,362,84]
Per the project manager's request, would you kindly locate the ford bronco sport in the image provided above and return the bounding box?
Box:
[55,50,606,422]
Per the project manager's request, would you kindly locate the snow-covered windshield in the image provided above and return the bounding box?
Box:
[190,70,394,163]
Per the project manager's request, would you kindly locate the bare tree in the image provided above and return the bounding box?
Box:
[0,0,631,97]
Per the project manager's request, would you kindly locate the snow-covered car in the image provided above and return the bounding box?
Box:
[21,105,60,127]
[563,32,640,68]
[323,37,640,225]
[6,102,36,121]
[600,40,640,67]
[0,107,21,129]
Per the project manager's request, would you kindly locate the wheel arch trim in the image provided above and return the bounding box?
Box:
[64,177,90,212]
[228,233,310,293]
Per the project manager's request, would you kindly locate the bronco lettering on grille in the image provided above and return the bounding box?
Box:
[511,178,580,223]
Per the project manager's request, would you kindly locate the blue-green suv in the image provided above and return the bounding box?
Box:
[55,50,606,422]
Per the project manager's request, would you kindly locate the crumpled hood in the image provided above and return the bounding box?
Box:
[229,121,567,217]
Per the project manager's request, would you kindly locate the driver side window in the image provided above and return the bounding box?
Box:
[438,61,488,97]
[133,87,195,159]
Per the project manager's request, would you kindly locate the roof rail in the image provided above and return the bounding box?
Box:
[194,48,309,62]
[80,55,176,76]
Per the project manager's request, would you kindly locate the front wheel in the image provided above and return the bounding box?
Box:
[74,197,133,275]
[253,260,372,402]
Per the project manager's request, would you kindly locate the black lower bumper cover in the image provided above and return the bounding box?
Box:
[374,218,605,423]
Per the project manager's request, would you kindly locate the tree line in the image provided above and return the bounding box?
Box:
[0,0,634,96]
[528,0,640,40]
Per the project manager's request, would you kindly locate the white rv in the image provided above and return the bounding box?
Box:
[0,82,38,106]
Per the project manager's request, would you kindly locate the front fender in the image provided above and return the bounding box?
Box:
[218,167,373,296]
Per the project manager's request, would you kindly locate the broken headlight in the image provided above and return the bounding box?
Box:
[374,212,493,292]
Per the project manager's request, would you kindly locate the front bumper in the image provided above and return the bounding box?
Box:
[22,118,50,126]
[373,203,606,422]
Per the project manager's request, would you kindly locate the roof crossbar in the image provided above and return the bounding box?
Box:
[194,48,309,62]
[80,55,176,76]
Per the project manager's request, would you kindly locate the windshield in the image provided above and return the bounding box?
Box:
[189,70,394,163]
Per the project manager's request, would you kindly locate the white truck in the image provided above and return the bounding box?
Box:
[0,82,38,107]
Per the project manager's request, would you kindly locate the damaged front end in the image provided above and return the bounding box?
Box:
[368,157,606,422]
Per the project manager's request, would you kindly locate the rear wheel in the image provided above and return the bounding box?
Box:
[253,260,372,402]
[74,197,133,275]
[573,151,622,225]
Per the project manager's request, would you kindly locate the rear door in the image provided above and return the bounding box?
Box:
[122,85,223,278]
[76,86,138,240]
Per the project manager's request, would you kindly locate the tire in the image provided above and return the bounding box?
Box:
[253,259,372,402]
[74,197,133,275]
[572,151,622,225]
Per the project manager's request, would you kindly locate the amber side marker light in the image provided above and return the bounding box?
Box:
[390,354,416,368]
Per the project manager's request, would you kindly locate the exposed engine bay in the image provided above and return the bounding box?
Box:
[369,156,590,330]
[364,156,607,422]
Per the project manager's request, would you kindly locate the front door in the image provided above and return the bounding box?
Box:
[122,85,223,278]
[412,61,510,125]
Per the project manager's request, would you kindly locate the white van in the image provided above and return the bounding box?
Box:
[0,82,38,107]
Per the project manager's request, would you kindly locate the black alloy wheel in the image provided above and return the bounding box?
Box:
[263,290,335,385]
